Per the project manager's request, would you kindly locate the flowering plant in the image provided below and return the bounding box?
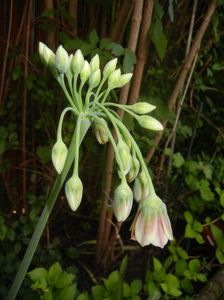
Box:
[39,42,173,248]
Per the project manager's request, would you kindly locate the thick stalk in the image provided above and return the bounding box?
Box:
[6,119,91,300]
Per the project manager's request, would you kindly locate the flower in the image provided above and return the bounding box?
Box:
[51,140,68,174]
[65,175,83,211]
[137,115,163,131]
[55,45,69,74]
[131,196,173,248]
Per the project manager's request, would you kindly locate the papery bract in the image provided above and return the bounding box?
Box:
[94,118,109,144]
[131,197,173,248]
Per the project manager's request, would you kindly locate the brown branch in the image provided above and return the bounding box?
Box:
[128,0,154,105]
[69,0,78,36]
[145,0,217,162]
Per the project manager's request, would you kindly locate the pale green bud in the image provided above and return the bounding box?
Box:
[103,58,118,78]
[89,69,101,88]
[80,60,91,83]
[39,42,55,67]
[55,45,69,73]
[108,69,121,89]
[71,49,84,74]
[52,140,68,174]
[133,171,149,202]
[137,115,163,131]
[112,182,133,222]
[94,118,109,144]
[116,73,132,88]
[128,102,156,114]
[90,54,100,72]
[117,140,132,175]
[65,175,83,211]
[127,155,140,183]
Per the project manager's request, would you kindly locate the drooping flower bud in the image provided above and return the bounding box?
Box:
[133,171,149,202]
[137,115,163,131]
[51,140,68,174]
[94,118,109,144]
[90,54,100,72]
[71,49,84,74]
[127,154,140,183]
[55,45,69,73]
[65,175,83,211]
[128,102,156,114]
[80,60,91,84]
[89,69,101,88]
[116,73,133,88]
[112,182,133,222]
[116,140,132,175]
[108,69,121,89]
[103,58,118,79]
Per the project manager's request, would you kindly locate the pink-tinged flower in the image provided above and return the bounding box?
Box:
[131,197,173,248]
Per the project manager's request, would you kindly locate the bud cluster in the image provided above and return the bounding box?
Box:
[39,42,172,247]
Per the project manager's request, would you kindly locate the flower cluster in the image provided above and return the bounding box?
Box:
[39,42,173,248]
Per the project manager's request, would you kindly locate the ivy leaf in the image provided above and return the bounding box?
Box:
[198,179,214,201]
[173,152,185,168]
[123,49,136,73]
[150,18,167,60]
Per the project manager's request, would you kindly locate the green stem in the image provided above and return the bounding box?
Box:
[57,75,76,109]
[6,119,91,300]
[57,107,76,141]
[73,115,82,176]
[104,102,138,119]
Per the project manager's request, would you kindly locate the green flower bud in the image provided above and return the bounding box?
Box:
[90,54,100,72]
[65,175,83,211]
[89,69,101,88]
[133,171,149,202]
[80,60,91,83]
[94,118,109,144]
[39,42,55,67]
[52,140,68,174]
[112,182,133,222]
[128,102,156,114]
[71,49,84,74]
[103,58,118,78]
[116,73,132,88]
[137,115,163,131]
[117,140,132,175]
[55,45,69,73]
[108,69,121,89]
[127,154,140,183]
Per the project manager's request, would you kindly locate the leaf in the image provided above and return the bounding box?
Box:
[28,268,48,282]
[91,285,105,299]
[198,179,214,201]
[119,255,128,277]
[181,278,194,294]
[175,259,187,275]
[123,49,136,73]
[153,257,163,272]
[110,43,124,56]
[189,259,200,273]
[210,224,224,248]
[58,284,77,300]
[216,248,224,264]
[88,30,99,46]
[48,262,62,285]
[184,211,193,224]
[150,18,167,60]
[147,281,162,300]
[37,145,51,163]
[123,282,130,297]
[54,272,75,289]
[172,152,185,168]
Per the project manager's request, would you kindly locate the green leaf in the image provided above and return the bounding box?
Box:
[54,272,75,289]
[130,280,142,295]
[188,259,200,273]
[123,282,130,297]
[210,224,224,248]
[147,281,161,300]
[181,278,194,294]
[198,179,214,201]
[123,49,136,73]
[176,246,188,259]
[92,285,105,299]
[119,255,128,277]
[28,268,48,282]
[173,152,185,168]
[216,248,224,264]
[37,145,51,163]
[88,30,99,46]
[110,43,124,56]
[184,211,193,224]
[48,262,62,284]
[42,290,53,300]
[153,258,163,272]
[58,284,77,300]
[175,259,187,275]
[104,271,119,291]
[150,18,167,60]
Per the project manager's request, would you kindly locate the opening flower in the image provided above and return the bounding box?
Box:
[131,196,173,248]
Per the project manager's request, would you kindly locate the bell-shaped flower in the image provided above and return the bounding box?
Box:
[112,182,133,222]
[51,140,68,174]
[71,49,84,74]
[131,197,173,248]
[90,54,100,72]
[65,175,83,211]
[137,115,163,131]
[133,171,149,202]
[89,69,101,89]
[128,102,156,114]
[94,118,109,144]
[55,45,69,74]
[103,58,118,79]
[116,140,132,175]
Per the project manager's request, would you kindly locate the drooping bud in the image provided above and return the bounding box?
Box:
[116,73,132,88]
[137,115,163,131]
[90,54,100,72]
[128,102,156,114]
[80,60,91,84]
[51,140,68,174]
[108,69,121,89]
[71,49,84,74]
[89,69,101,88]
[65,175,83,211]
[103,58,118,79]
[55,45,69,73]
[127,154,140,183]
[133,171,149,202]
[117,140,132,175]
[112,182,133,222]
[94,118,109,144]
